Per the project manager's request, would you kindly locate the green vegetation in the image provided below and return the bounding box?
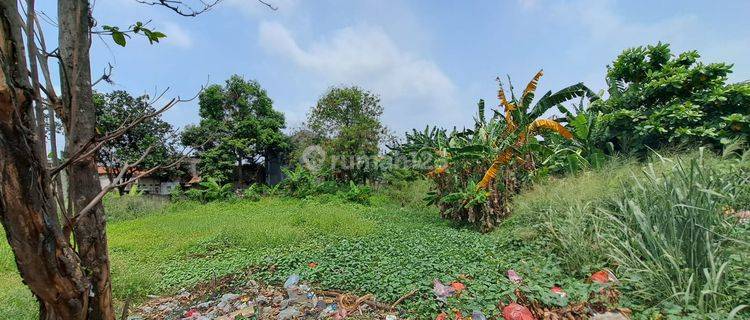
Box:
[181,75,290,183]
[301,85,391,183]
[2,153,747,319]
[596,43,750,154]
[400,71,598,232]
[3,41,749,319]
[95,90,180,193]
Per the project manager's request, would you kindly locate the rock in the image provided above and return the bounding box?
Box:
[126,316,144,320]
[255,295,269,305]
[277,306,301,320]
[195,301,212,309]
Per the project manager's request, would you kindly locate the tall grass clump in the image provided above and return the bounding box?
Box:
[103,191,169,222]
[597,150,750,315]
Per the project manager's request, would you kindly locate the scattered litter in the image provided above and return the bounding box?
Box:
[450,282,466,293]
[433,279,456,302]
[502,302,536,320]
[550,285,567,297]
[471,310,487,320]
[506,269,523,284]
[283,274,300,288]
[590,269,617,284]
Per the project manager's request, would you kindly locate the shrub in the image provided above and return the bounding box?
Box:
[339,181,371,205]
[184,178,235,203]
[242,184,263,202]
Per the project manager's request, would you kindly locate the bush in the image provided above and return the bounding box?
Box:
[338,181,371,205]
[595,151,749,315]
[242,184,263,202]
[184,178,235,203]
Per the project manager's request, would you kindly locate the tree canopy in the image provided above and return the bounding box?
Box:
[595,43,750,154]
[95,90,179,192]
[306,86,390,183]
[182,75,289,183]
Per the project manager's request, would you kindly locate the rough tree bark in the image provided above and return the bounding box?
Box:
[0,1,89,319]
[58,1,116,319]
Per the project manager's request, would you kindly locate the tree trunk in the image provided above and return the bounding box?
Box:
[58,1,115,319]
[0,2,89,319]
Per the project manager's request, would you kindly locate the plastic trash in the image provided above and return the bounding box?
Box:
[506,270,523,284]
[283,274,300,288]
[472,310,487,320]
[502,303,536,320]
[432,279,456,302]
[550,285,567,297]
[450,282,466,292]
[435,312,449,320]
[590,269,617,284]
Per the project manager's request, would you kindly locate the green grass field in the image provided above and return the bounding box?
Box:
[2,189,581,319]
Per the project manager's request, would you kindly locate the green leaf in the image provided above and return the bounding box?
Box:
[112,32,127,47]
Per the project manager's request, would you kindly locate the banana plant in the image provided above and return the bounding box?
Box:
[421,70,598,231]
[476,70,597,189]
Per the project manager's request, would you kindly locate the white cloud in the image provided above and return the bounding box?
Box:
[553,0,697,46]
[258,21,459,131]
[161,22,193,48]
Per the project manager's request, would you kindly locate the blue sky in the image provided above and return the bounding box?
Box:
[39,0,750,136]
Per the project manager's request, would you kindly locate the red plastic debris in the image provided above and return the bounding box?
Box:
[550,285,567,297]
[590,269,616,284]
[436,312,449,320]
[450,282,466,292]
[308,262,318,268]
[502,303,536,320]
[184,309,200,317]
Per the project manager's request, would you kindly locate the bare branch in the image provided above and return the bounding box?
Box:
[257,0,278,10]
[92,63,114,86]
[71,139,203,225]
[135,0,223,17]
[49,85,204,177]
